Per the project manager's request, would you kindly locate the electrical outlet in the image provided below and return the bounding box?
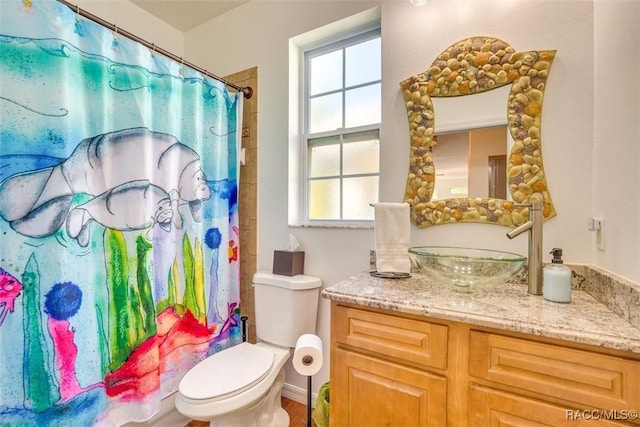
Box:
[588,217,605,251]
[587,216,602,231]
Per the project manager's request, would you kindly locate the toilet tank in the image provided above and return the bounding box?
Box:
[253,272,321,348]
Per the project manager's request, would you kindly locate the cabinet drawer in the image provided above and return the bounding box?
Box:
[334,305,448,370]
[469,331,640,412]
[469,384,624,426]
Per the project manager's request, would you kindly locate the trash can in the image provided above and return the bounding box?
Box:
[312,381,330,427]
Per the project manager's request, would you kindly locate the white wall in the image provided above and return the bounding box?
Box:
[77,0,184,55]
[468,127,507,197]
[593,0,640,282]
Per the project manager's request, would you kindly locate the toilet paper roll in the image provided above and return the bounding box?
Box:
[293,334,323,376]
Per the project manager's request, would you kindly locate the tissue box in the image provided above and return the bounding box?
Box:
[273,250,305,276]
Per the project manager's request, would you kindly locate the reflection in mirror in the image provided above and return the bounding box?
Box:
[400,36,557,228]
[431,126,508,200]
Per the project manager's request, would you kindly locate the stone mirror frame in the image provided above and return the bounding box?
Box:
[400,36,556,228]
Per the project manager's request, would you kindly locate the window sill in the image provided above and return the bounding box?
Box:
[289,223,373,230]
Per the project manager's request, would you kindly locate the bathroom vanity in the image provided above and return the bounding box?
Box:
[323,273,640,426]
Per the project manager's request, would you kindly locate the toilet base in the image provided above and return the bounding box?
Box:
[204,370,289,427]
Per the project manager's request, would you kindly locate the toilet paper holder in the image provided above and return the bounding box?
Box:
[293,334,323,427]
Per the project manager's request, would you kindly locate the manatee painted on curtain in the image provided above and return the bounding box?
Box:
[0,0,243,425]
[0,127,211,246]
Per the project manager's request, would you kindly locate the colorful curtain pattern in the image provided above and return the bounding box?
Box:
[0,1,243,425]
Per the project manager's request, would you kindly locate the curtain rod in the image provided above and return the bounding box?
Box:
[56,0,253,99]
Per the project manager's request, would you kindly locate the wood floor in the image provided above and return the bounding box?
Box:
[283,397,313,427]
[185,397,313,427]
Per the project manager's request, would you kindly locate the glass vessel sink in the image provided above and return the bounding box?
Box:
[408,246,526,292]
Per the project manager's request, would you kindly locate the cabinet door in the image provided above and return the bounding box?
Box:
[469,385,625,426]
[331,348,446,427]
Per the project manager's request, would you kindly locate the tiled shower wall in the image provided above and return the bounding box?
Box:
[226,67,258,343]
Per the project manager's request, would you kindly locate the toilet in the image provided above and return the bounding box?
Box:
[175,272,322,427]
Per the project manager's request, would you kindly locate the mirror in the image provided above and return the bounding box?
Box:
[400,36,556,228]
[431,125,508,200]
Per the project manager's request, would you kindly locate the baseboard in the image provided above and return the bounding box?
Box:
[282,382,317,409]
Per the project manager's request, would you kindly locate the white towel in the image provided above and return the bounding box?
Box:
[374,202,411,274]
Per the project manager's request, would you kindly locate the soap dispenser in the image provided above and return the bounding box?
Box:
[543,248,572,303]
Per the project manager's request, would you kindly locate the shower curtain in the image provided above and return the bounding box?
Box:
[0,1,243,425]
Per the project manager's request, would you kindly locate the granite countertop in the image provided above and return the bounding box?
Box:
[322,272,640,354]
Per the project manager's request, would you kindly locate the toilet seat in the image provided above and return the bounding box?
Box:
[179,342,275,402]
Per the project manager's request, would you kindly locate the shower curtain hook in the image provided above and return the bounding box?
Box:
[179,58,185,79]
[112,25,119,50]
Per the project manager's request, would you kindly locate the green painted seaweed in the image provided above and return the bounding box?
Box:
[157,259,179,314]
[136,236,156,336]
[21,254,59,412]
[105,231,161,370]
[180,234,208,323]
[105,229,133,371]
[169,258,179,306]
[182,233,197,317]
[193,238,206,323]
[95,304,110,377]
[128,272,145,344]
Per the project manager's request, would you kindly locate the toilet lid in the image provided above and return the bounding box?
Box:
[179,342,274,401]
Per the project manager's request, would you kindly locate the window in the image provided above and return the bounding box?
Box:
[303,28,381,223]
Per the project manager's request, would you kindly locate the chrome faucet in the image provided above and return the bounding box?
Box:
[506,201,543,295]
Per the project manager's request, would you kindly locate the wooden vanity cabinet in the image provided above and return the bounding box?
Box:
[330,302,640,427]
